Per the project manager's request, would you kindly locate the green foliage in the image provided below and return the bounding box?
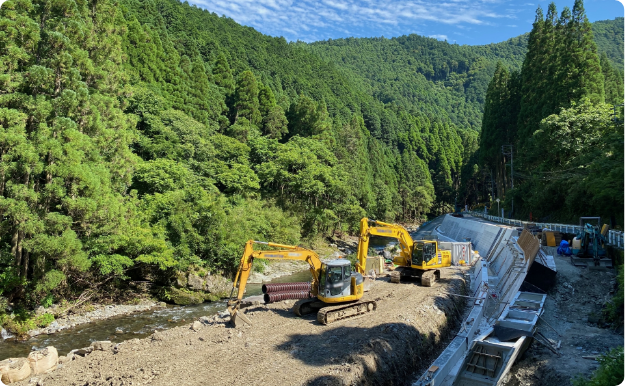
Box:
[0,307,53,335]
[307,34,528,131]
[233,70,262,126]
[345,253,358,270]
[477,1,623,224]
[0,0,619,312]
[41,294,54,308]
[213,52,235,95]
[592,18,624,68]
[573,346,624,386]
[605,263,624,324]
[35,312,54,327]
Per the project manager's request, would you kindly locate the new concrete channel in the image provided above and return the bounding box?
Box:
[413,214,555,386]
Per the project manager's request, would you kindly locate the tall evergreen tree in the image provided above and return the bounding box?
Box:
[569,0,605,104]
[263,105,289,140]
[517,6,545,143]
[258,83,277,118]
[600,52,625,104]
[233,71,261,126]
[212,52,235,95]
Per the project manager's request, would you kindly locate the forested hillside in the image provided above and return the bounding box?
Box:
[0,0,621,308]
[307,34,528,130]
[593,17,624,68]
[0,0,471,305]
[477,1,624,226]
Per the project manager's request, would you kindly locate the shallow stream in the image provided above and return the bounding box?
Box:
[0,270,312,360]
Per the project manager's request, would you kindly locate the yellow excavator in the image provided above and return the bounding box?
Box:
[357,218,451,286]
[227,240,377,327]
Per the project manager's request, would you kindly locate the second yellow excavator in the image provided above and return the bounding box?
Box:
[357,218,451,286]
[227,240,377,327]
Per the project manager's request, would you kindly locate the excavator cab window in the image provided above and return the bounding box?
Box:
[423,243,436,264]
[319,265,327,289]
[412,242,436,266]
[321,262,351,297]
[328,266,343,284]
[412,243,424,266]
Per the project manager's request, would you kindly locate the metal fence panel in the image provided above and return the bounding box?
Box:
[467,211,623,250]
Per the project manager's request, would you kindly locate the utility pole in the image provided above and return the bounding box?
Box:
[501,145,514,217]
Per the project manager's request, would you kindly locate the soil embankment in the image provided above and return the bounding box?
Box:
[17,268,467,386]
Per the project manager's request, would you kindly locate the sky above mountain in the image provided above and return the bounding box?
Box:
[188,0,624,45]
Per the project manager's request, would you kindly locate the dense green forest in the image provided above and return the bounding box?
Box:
[0,0,621,308]
[306,34,528,130]
[477,1,624,225]
[0,0,471,305]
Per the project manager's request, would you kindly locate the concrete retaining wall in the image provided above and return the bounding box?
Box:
[415,215,542,386]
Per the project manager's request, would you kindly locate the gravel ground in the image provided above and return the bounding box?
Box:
[15,268,468,386]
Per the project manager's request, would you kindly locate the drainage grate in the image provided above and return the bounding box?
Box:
[465,345,502,378]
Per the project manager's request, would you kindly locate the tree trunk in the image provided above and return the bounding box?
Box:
[11,229,20,267]
[21,250,29,279]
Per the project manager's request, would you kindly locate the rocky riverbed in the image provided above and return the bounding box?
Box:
[26,301,165,338]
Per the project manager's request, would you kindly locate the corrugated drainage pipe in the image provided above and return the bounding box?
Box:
[264,290,311,303]
[262,282,311,294]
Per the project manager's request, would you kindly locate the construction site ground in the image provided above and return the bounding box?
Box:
[16,268,468,386]
[503,247,622,386]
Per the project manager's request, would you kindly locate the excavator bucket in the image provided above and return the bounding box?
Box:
[227,301,252,327]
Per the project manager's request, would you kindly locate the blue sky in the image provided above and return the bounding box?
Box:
[188,0,624,45]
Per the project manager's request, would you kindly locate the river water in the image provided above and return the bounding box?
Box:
[0,270,313,361]
[0,235,406,361]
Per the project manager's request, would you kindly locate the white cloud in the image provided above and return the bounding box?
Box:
[190,0,515,42]
[429,34,448,40]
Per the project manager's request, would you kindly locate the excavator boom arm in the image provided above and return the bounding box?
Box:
[232,240,323,302]
[357,218,414,268]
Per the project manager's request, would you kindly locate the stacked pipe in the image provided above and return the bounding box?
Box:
[262,282,312,303]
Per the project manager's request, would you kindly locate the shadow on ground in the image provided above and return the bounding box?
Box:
[274,291,465,385]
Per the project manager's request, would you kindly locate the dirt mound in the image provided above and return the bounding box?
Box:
[17,268,467,386]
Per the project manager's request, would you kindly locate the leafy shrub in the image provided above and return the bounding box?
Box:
[35,313,55,328]
[605,264,624,324]
[41,294,54,308]
[573,346,624,386]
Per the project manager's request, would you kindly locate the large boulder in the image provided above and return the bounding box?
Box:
[175,272,187,288]
[204,274,231,298]
[187,273,204,291]
[167,287,204,305]
[27,346,58,375]
[0,358,31,383]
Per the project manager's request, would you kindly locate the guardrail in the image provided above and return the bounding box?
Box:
[467,211,624,250]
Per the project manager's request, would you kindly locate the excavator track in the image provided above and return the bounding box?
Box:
[316,300,377,325]
[390,267,440,287]
[292,299,325,316]
[419,269,439,287]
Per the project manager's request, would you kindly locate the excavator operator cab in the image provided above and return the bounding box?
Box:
[412,241,437,266]
[319,259,363,299]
